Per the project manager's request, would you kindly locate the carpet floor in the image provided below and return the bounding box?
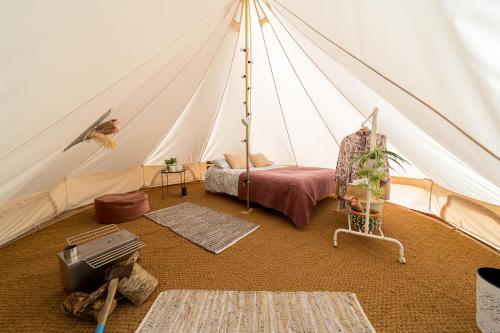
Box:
[0,181,497,332]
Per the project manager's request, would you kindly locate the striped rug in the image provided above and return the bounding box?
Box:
[136,290,376,333]
[145,202,259,253]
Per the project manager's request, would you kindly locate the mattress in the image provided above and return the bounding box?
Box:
[204,165,284,197]
[236,166,336,227]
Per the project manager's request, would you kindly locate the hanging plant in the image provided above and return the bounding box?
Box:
[350,147,408,199]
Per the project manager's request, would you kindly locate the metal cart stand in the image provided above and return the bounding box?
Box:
[333,108,406,264]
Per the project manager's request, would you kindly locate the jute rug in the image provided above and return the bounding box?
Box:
[145,202,259,253]
[136,290,375,333]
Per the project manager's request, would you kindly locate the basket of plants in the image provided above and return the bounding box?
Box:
[348,209,382,232]
[347,197,383,232]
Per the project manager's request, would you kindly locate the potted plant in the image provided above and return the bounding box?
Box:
[164,157,178,172]
[347,147,407,232]
[352,147,407,195]
[351,147,408,210]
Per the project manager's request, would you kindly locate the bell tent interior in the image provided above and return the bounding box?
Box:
[0,0,499,332]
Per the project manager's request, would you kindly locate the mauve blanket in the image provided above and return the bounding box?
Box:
[238,166,336,227]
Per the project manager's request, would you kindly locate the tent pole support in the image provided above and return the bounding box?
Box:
[241,0,253,215]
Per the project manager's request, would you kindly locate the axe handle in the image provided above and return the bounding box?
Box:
[95,278,118,333]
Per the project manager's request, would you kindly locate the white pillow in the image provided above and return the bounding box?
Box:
[212,158,231,169]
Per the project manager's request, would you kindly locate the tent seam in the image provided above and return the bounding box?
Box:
[269,0,499,162]
[200,3,245,161]
[71,0,239,175]
[113,0,239,131]
[254,0,298,165]
[269,5,435,182]
[258,0,340,147]
[0,0,233,160]
[144,2,242,165]
[267,4,368,123]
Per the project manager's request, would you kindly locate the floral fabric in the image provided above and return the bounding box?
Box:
[335,129,390,207]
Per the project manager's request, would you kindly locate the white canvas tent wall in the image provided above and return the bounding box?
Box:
[1,0,499,249]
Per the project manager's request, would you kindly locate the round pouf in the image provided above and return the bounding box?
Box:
[94,191,150,224]
[477,267,500,333]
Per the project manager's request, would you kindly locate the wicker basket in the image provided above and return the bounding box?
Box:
[348,209,383,232]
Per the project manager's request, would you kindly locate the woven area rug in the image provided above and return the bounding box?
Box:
[145,202,259,253]
[136,290,376,333]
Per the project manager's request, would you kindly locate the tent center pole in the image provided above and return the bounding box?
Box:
[241,0,252,214]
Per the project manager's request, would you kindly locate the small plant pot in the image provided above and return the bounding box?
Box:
[168,165,176,172]
[348,209,383,232]
[360,199,385,213]
[366,158,377,169]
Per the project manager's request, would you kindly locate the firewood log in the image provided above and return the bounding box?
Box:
[61,289,117,323]
[117,263,158,306]
[80,283,108,310]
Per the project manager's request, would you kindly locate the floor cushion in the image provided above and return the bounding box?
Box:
[94,191,150,224]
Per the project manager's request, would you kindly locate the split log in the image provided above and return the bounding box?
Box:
[117,263,158,306]
[61,251,144,322]
[61,287,117,323]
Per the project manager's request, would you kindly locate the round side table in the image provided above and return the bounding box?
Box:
[160,169,187,199]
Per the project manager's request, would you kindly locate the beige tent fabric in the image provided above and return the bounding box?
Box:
[0,163,207,246]
[269,0,500,187]
[391,177,500,250]
[1,169,498,250]
[0,0,498,248]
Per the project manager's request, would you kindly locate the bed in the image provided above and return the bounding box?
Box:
[205,165,336,227]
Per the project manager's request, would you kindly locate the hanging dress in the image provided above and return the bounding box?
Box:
[335,129,390,208]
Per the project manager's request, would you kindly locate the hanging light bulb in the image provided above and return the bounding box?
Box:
[241,116,252,126]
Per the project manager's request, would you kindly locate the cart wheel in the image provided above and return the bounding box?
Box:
[399,256,406,264]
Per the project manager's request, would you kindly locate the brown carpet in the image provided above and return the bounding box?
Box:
[0,182,497,332]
